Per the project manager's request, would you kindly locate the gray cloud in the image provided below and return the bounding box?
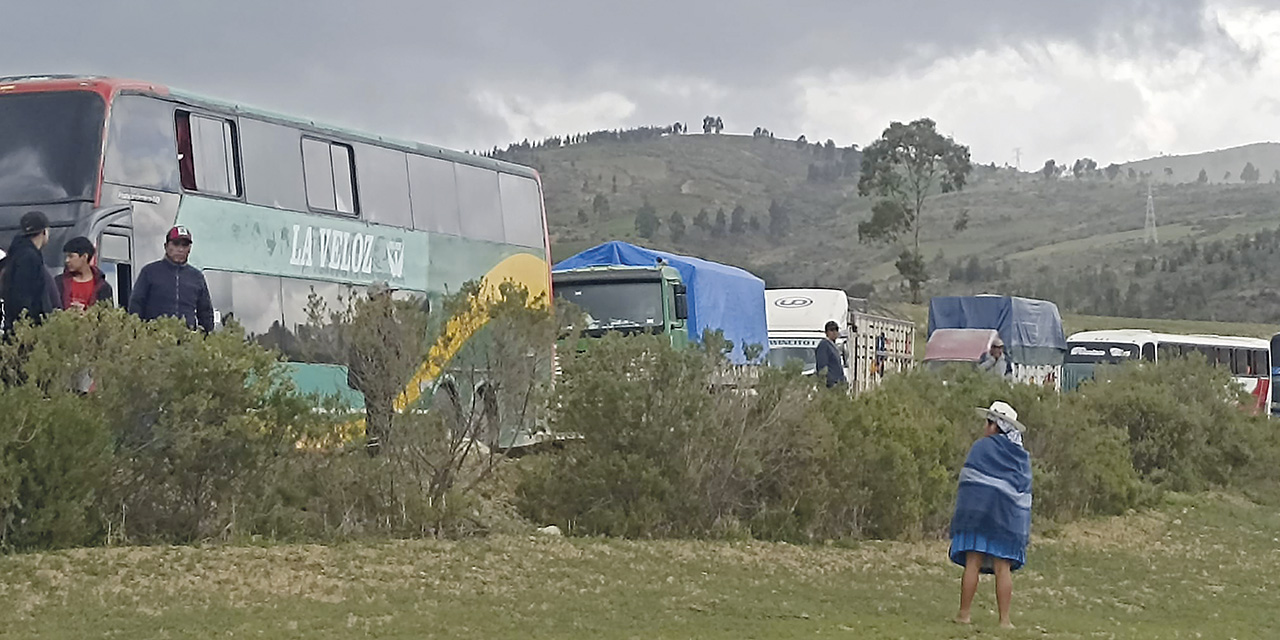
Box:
[0,0,1239,152]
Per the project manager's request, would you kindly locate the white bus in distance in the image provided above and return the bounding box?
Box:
[1063,329,1271,414]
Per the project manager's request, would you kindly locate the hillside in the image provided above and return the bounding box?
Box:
[512,133,1280,324]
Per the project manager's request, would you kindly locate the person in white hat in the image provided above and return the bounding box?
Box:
[977,335,1010,379]
[950,401,1032,629]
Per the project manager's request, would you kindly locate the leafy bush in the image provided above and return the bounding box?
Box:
[519,334,834,540]
[1076,356,1268,491]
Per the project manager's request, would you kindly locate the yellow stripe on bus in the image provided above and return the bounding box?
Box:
[397,252,550,411]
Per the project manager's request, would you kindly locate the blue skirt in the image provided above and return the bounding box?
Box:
[949,531,1025,573]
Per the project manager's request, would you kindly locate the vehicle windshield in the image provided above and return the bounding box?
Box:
[0,91,106,208]
[555,281,664,334]
[1065,342,1142,365]
[764,346,817,374]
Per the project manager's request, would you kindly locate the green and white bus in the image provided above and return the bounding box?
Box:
[0,75,552,418]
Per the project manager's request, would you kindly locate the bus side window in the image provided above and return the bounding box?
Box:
[1141,343,1156,361]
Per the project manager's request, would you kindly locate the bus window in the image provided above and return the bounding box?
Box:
[455,163,505,243]
[408,154,461,235]
[1141,343,1156,361]
[498,174,545,249]
[240,118,307,212]
[302,138,356,215]
[176,111,240,196]
[355,144,412,228]
[103,95,180,192]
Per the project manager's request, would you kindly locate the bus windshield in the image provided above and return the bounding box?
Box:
[1066,342,1143,364]
[555,281,664,335]
[0,91,106,208]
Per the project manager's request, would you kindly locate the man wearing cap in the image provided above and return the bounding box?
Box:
[977,335,1010,379]
[950,401,1033,629]
[128,226,214,333]
[814,320,848,389]
[2,210,60,333]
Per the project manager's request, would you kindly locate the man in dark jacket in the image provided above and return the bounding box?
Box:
[814,320,848,389]
[2,210,59,332]
[128,225,214,332]
[55,236,114,310]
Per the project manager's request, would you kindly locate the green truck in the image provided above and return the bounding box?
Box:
[551,241,769,364]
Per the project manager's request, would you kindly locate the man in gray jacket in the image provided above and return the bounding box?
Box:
[978,335,1011,379]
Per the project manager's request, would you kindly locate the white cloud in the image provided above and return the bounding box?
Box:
[794,1,1280,166]
[473,90,638,145]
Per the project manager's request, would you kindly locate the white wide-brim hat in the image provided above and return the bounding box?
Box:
[975,400,1025,433]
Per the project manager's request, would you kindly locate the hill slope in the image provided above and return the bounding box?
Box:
[514,134,1280,323]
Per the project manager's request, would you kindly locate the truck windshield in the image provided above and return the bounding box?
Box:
[765,346,816,374]
[556,281,664,333]
[0,91,106,208]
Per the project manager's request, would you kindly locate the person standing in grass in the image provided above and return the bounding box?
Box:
[950,401,1032,629]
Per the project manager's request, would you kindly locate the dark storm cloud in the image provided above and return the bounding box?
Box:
[0,0,1228,149]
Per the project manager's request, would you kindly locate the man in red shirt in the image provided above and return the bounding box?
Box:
[55,237,114,311]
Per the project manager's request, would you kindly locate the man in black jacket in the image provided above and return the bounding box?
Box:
[2,210,59,333]
[815,320,848,389]
[128,225,214,332]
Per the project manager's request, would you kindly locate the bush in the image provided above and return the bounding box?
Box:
[0,307,316,546]
[1076,356,1269,491]
[518,335,834,540]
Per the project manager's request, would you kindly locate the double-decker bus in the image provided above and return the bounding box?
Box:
[0,75,552,438]
[1063,329,1271,414]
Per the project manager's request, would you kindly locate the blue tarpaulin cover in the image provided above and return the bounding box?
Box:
[554,241,768,363]
[927,295,1067,366]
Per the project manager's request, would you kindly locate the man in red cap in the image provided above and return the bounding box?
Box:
[127,225,214,332]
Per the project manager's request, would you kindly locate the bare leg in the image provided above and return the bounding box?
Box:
[955,552,982,624]
[994,558,1014,628]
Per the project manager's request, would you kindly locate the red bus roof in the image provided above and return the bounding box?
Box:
[0,75,168,101]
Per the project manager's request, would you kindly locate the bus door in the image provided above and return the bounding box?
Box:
[96,233,133,308]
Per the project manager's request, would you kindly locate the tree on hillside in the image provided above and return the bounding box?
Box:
[592,194,610,218]
[953,209,970,232]
[730,205,747,234]
[1105,163,1122,181]
[635,199,660,239]
[1127,167,1137,180]
[1072,158,1098,179]
[768,199,790,238]
[577,208,589,224]
[713,208,728,237]
[1163,167,1173,180]
[749,215,761,232]
[856,118,972,302]
[1041,159,1058,180]
[669,211,687,241]
[693,208,711,232]
[1242,162,1260,184]
[702,116,725,134]
[1197,168,1209,184]
[796,135,807,147]
[1224,171,1233,182]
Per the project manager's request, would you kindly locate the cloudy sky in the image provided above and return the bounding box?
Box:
[4,0,1278,167]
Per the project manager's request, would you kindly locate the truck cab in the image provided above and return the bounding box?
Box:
[552,264,689,349]
[764,289,850,379]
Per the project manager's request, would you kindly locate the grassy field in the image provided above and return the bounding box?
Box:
[0,492,1275,638]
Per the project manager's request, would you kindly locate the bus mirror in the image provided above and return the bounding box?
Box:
[674,292,689,320]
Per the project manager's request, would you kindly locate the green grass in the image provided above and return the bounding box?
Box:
[1,493,1276,638]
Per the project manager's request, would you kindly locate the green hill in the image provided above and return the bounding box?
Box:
[510,132,1280,324]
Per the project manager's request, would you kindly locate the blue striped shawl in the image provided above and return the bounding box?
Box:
[950,435,1033,553]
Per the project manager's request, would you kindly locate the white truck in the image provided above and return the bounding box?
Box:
[764,289,915,393]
